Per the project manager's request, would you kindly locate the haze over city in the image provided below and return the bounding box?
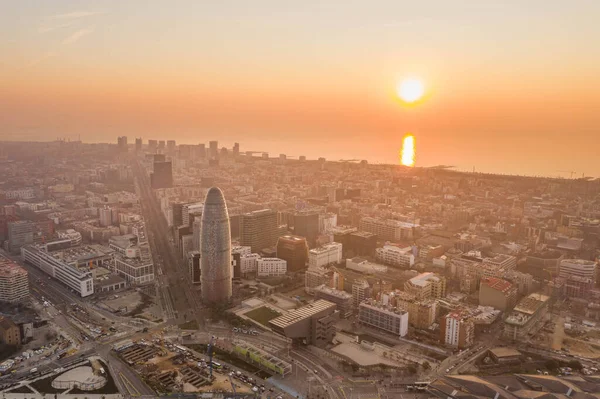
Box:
[2,1,600,175]
[2,3,600,399]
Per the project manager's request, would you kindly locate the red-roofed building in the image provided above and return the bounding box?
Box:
[479,277,517,312]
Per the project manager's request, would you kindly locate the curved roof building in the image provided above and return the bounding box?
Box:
[200,187,232,303]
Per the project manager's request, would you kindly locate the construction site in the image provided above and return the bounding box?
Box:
[112,334,289,396]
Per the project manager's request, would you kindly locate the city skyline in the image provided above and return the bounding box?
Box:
[2,1,600,176]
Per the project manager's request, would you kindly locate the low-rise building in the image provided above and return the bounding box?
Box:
[375,245,415,268]
[240,253,261,276]
[114,255,154,285]
[0,317,20,346]
[305,267,331,294]
[392,291,437,329]
[21,245,94,297]
[503,293,550,340]
[309,242,342,269]
[269,299,338,347]
[479,277,517,312]
[257,258,287,277]
[358,299,409,337]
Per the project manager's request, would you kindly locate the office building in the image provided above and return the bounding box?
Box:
[240,253,261,276]
[192,217,202,251]
[57,229,82,246]
[99,206,114,227]
[559,259,596,299]
[21,245,94,297]
[0,259,28,303]
[503,293,550,340]
[0,317,20,346]
[240,209,278,253]
[314,285,353,318]
[134,138,142,152]
[332,226,357,257]
[167,140,176,153]
[151,161,173,189]
[8,221,34,254]
[349,231,377,257]
[484,254,517,271]
[308,242,342,269]
[479,277,517,311]
[375,245,415,268]
[359,217,417,242]
[440,311,475,349]
[200,187,232,303]
[404,272,446,300]
[352,279,371,308]
[117,136,128,152]
[305,267,331,294]
[269,299,338,347]
[294,212,320,247]
[115,255,154,285]
[172,202,185,227]
[257,258,287,277]
[148,139,157,152]
[188,251,201,285]
[233,142,240,157]
[276,235,308,272]
[183,202,203,227]
[209,140,218,159]
[358,299,409,337]
[158,140,165,150]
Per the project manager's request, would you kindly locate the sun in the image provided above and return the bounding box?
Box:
[397,78,424,103]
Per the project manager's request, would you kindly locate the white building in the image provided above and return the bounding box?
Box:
[240,253,261,274]
[358,300,409,337]
[483,254,517,271]
[375,245,415,268]
[309,242,342,268]
[21,245,94,297]
[559,259,597,281]
[319,213,338,233]
[114,256,154,285]
[359,217,418,242]
[352,279,370,308]
[1,188,35,200]
[257,258,287,277]
[56,229,82,246]
[99,206,114,227]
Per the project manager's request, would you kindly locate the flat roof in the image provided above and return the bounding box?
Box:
[269,299,336,329]
[490,347,522,358]
[408,272,441,287]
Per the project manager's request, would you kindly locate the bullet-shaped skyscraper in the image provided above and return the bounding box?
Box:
[200,187,232,303]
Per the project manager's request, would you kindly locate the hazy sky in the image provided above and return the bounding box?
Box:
[1,1,599,176]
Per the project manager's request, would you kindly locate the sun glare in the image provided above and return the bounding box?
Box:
[401,134,416,167]
[397,78,424,103]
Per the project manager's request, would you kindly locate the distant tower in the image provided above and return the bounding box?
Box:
[200,187,232,303]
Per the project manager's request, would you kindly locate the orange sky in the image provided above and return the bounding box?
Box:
[2,1,600,176]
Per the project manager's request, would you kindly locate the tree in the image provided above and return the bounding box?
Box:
[545,359,559,371]
[422,361,431,370]
[568,360,583,370]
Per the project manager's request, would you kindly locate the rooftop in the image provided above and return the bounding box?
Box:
[269,299,336,328]
[481,277,514,293]
[408,272,442,287]
[314,285,352,299]
[0,259,27,278]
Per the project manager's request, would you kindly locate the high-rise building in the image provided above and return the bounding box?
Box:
[352,279,371,308]
[349,231,377,257]
[192,217,202,251]
[167,140,176,153]
[150,161,173,189]
[198,143,206,159]
[200,187,232,303]
[172,202,185,227]
[359,217,417,242]
[240,209,278,253]
[188,251,201,284]
[8,221,33,254]
[276,235,308,272]
[440,311,475,349]
[0,259,28,303]
[559,259,597,299]
[158,140,165,150]
[117,136,128,152]
[148,140,157,152]
[135,138,142,152]
[294,212,319,247]
[209,141,218,159]
[99,206,113,227]
[233,142,240,157]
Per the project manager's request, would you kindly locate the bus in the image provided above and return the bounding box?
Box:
[211,361,222,369]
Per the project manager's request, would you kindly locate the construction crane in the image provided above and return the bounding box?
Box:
[207,335,215,378]
[556,170,577,179]
[228,373,237,395]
